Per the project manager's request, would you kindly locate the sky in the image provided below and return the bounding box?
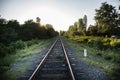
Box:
[0,0,119,31]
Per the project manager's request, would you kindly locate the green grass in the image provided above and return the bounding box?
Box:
[63,37,120,80]
[0,38,54,80]
[56,55,63,59]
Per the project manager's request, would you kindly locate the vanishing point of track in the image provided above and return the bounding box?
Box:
[28,38,76,80]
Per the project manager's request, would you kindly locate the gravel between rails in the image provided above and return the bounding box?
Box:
[9,38,110,80]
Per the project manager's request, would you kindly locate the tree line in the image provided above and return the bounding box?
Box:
[0,17,58,45]
[0,17,58,57]
[60,2,120,37]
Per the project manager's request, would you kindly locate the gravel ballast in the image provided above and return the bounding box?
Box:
[8,38,110,80]
[66,48,109,80]
[64,39,110,80]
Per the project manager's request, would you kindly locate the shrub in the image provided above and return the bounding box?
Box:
[7,46,15,54]
[103,53,113,61]
[111,54,120,63]
[26,39,40,47]
[96,52,102,56]
[94,39,104,50]
[110,65,120,80]
[10,40,26,50]
[0,43,8,57]
[110,39,120,48]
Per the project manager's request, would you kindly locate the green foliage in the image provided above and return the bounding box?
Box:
[20,20,58,40]
[110,39,120,47]
[0,39,49,73]
[103,53,113,60]
[83,15,87,28]
[66,15,87,37]
[0,16,56,80]
[67,36,120,80]
[69,36,120,63]
[0,18,58,75]
[0,17,58,42]
[109,65,120,80]
[0,25,18,45]
[87,25,98,36]
[0,39,42,58]
[94,2,120,36]
[56,55,63,59]
[10,40,26,50]
[0,39,51,80]
[45,24,58,37]
[62,3,119,79]
[0,53,15,74]
[0,17,58,58]
[65,2,120,37]
[36,17,41,23]
[0,43,9,57]
[60,31,68,38]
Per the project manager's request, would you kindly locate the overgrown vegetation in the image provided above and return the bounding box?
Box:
[64,37,120,80]
[0,17,58,79]
[60,2,120,37]
[0,17,58,57]
[0,39,52,80]
[69,36,120,63]
[61,2,120,80]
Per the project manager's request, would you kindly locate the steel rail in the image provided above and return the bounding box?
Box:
[28,38,76,80]
[28,39,58,80]
[60,39,76,80]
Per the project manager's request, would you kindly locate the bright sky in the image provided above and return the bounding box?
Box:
[0,0,119,31]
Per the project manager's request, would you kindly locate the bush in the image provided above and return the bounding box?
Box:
[96,52,102,56]
[110,65,120,80]
[103,53,113,61]
[110,39,120,48]
[26,39,40,47]
[95,39,104,50]
[0,39,42,58]
[0,43,8,57]
[111,54,120,63]
[71,36,120,49]
[10,40,26,50]
[68,36,120,80]
[7,46,15,54]
[0,66,9,74]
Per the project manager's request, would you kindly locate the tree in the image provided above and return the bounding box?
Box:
[60,30,66,36]
[45,24,57,37]
[0,18,7,26]
[74,22,78,32]
[7,20,20,37]
[36,17,41,24]
[87,25,98,36]
[24,19,34,25]
[0,17,58,58]
[77,18,86,35]
[95,2,119,36]
[67,15,88,37]
[0,18,19,44]
[83,15,87,30]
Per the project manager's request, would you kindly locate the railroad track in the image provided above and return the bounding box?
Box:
[28,38,76,80]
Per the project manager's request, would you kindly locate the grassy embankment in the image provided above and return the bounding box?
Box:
[0,38,54,80]
[64,36,120,80]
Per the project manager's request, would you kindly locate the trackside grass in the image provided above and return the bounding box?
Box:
[63,36,120,80]
[0,39,53,80]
